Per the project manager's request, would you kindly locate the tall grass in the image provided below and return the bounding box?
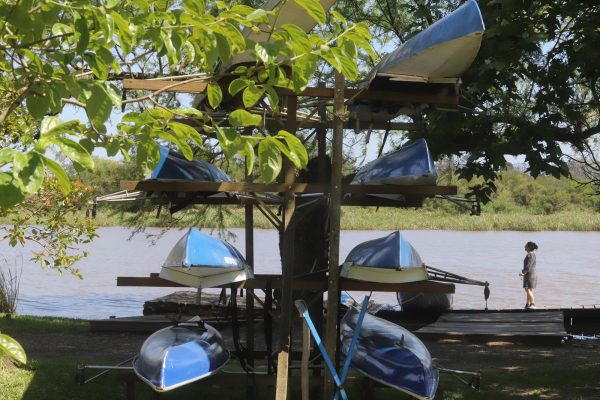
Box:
[0,258,22,314]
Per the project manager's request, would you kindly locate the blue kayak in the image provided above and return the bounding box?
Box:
[133,319,229,392]
[340,307,439,400]
[351,139,437,186]
[159,228,253,288]
[341,231,429,283]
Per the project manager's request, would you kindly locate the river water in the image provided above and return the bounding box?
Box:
[1,227,599,320]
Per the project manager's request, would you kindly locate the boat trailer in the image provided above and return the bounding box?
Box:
[75,357,134,385]
[426,265,491,309]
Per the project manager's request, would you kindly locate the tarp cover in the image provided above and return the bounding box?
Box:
[351,139,437,185]
[151,145,231,182]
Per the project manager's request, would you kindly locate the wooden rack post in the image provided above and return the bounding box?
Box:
[275,95,298,400]
[324,71,345,398]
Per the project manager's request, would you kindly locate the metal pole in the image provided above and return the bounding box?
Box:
[324,71,344,399]
[245,158,255,399]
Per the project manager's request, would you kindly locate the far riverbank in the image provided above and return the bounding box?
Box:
[86,207,600,231]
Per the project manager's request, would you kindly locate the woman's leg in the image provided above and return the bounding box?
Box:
[524,288,530,307]
[527,288,535,305]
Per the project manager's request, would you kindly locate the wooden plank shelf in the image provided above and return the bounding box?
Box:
[123,78,208,93]
[145,192,432,208]
[120,79,458,106]
[119,180,457,196]
[117,273,455,294]
[415,311,567,344]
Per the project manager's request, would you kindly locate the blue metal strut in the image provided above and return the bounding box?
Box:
[295,295,370,400]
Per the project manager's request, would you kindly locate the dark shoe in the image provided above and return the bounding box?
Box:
[524,304,530,310]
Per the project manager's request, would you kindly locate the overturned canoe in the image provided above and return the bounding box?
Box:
[351,0,484,122]
[397,291,453,312]
[133,319,229,391]
[351,139,437,186]
[340,307,439,400]
[363,0,484,86]
[341,231,429,283]
[159,228,253,288]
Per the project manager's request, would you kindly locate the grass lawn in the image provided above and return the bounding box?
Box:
[2,314,600,399]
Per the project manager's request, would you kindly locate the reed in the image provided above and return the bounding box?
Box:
[0,258,22,314]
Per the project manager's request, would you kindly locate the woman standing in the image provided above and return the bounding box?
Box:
[519,241,538,309]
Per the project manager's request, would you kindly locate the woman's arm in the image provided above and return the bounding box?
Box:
[522,254,533,274]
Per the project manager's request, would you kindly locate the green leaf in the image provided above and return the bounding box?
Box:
[176,107,204,119]
[215,127,244,158]
[220,22,246,52]
[103,82,122,107]
[242,84,265,108]
[264,85,280,111]
[254,42,283,64]
[158,130,193,160]
[0,172,25,209]
[229,78,251,96]
[74,17,90,54]
[207,82,223,109]
[51,23,73,36]
[258,137,282,183]
[279,24,311,53]
[40,116,62,135]
[105,0,121,9]
[0,148,15,164]
[42,155,72,194]
[215,33,231,64]
[0,333,27,365]
[334,47,359,80]
[135,137,160,174]
[97,47,121,75]
[203,36,219,70]
[246,9,269,23]
[276,130,308,168]
[85,83,113,130]
[319,46,342,74]
[51,137,95,171]
[26,90,50,119]
[291,54,317,92]
[13,151,45,195]
[183,0,205,15]
[111,12,133,54]
[229,109,262,127]
[83,52,108,80]
[170,121,204,147]
[330,10,347,24]
[36,118,81,151]
[104,138,120,157]
[242,140,255,175]
[293,0,326,25]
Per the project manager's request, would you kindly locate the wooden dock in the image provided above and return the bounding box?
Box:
[414,310,567,345]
